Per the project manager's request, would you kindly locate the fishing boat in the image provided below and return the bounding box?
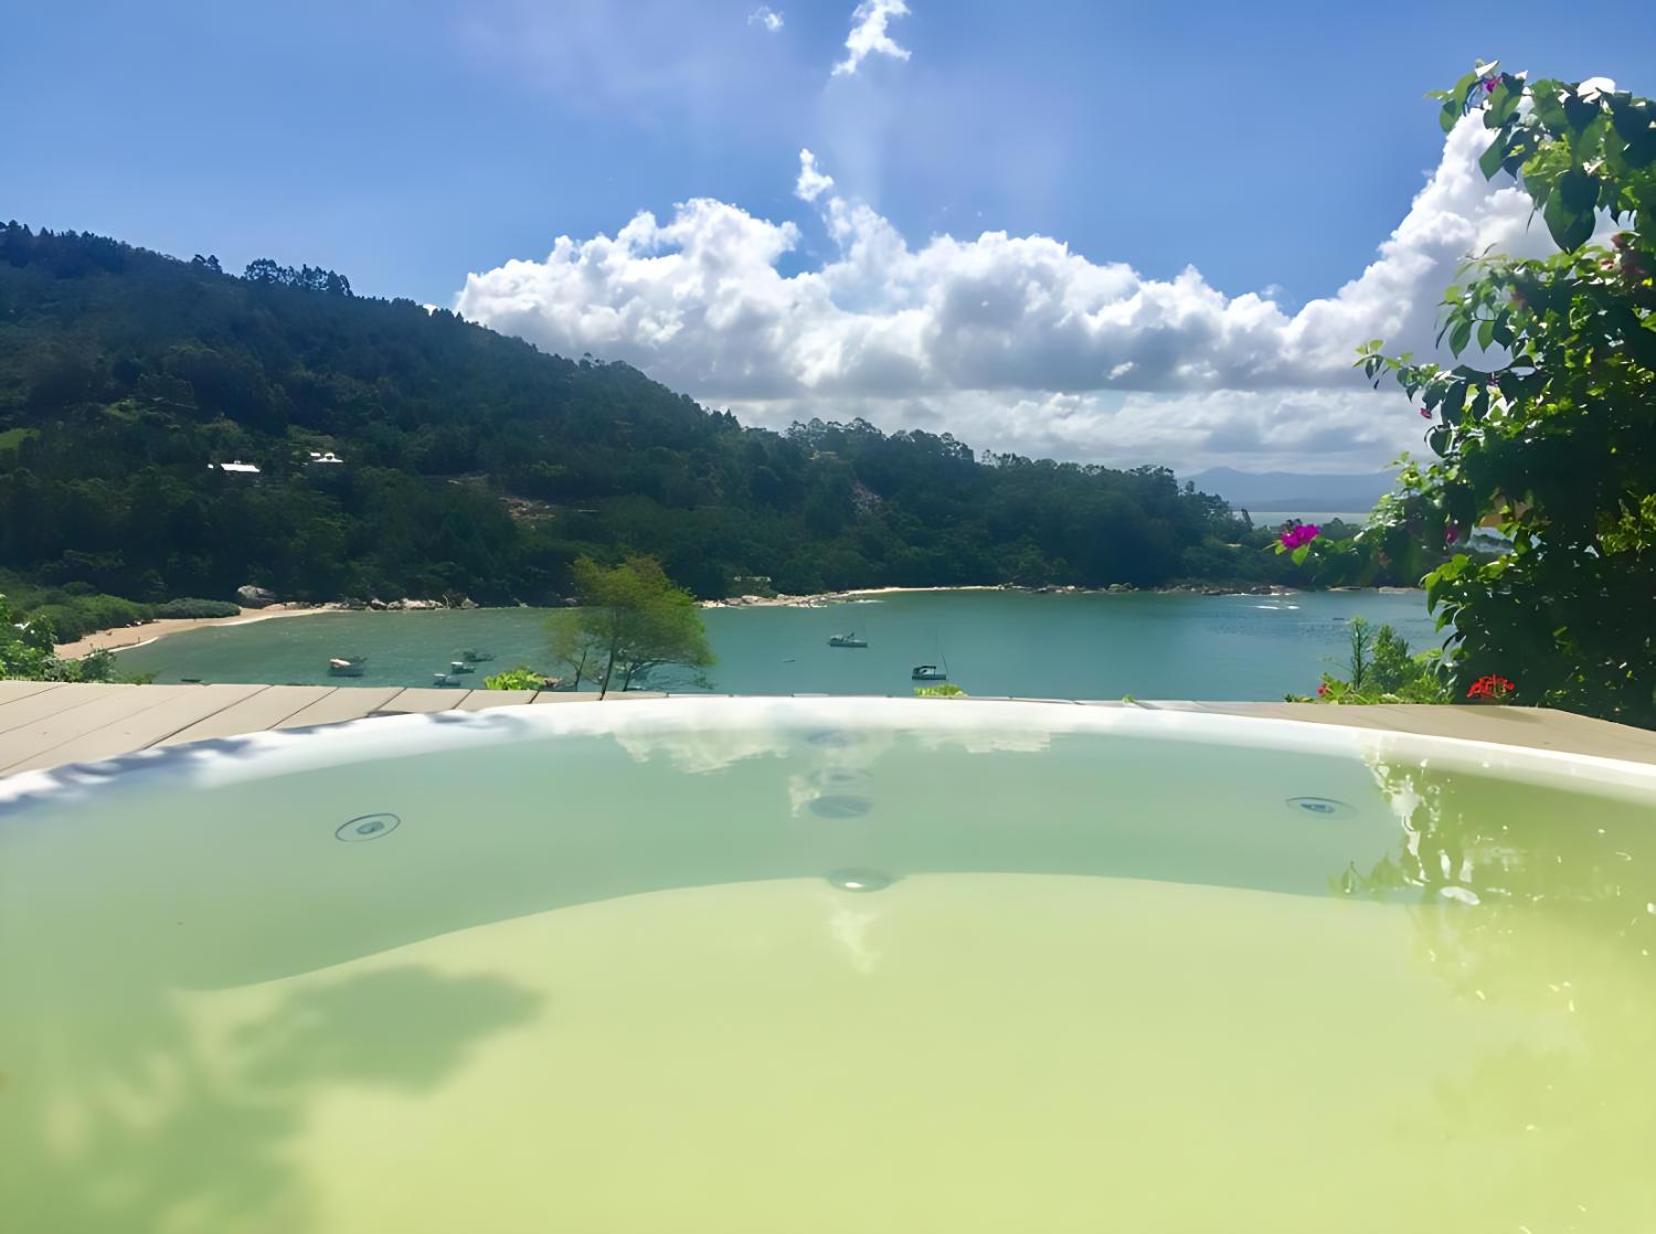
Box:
[432,672,462,687]
[327,657,367,677]
[460,649,495,663]
[448,660,475,674]
[827,633,868,648]
[911,664,948,681]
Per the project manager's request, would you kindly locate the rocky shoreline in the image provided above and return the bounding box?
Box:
[700,581,1322,609]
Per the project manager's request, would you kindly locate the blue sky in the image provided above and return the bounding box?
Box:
[4,1,1652,471]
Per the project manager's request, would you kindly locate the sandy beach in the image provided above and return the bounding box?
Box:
[54,604,341,658]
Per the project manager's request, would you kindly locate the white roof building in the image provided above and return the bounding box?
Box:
[307,451,344,465]
[208,460,261,475]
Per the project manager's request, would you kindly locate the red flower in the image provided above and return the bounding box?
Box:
[1466,674,1516,701]
[1419,406,1432,419]
[1316,682,1329,698]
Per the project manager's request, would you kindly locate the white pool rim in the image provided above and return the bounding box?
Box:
[2,696,1652,811]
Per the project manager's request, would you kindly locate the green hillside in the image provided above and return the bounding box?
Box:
[0,221,1301,610]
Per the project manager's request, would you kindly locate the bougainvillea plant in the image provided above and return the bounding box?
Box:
[1306,64,1654,727]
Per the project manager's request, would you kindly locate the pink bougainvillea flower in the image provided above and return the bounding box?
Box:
[1482,76,1498,93]
[1279,523,1321,551]
[1419,406,1432,419]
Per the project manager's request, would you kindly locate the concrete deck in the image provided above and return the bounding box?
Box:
[0,680,1652,777]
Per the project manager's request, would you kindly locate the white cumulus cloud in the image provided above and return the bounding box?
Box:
[747,5,784,33]
[454,115,1558,472]
[833,0,911,76]
[794,148,835,202]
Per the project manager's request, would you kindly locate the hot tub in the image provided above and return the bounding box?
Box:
[3,698,1654,1232]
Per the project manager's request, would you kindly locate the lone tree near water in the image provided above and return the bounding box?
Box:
[546,557,714,697]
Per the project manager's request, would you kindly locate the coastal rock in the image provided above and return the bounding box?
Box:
[235,584,278,608]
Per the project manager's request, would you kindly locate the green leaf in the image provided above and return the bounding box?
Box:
[1530,84,1570,131]
[1448,317,1473,355]
[1468,384,1489,421]
[1441,70,1479,132]
[1440,381,1467,425]
[1563,91,1600,133]
[1541,188,1595,251]
[1487,77,1522,125]
[1478,132,1512,179]
[1557,168,1599,212]
[1609,98,1653,143]
[1477,318,1496,350]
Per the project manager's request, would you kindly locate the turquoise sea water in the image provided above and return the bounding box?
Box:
[116,588,1434,699]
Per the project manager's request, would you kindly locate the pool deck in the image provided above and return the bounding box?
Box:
[0,680,1653,777]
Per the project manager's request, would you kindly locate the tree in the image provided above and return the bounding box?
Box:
[0,593,121,682]
[1318,64,1654,726]
[548,556,714,697]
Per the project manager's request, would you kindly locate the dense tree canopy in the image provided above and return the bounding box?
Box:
[0,222,1333,612]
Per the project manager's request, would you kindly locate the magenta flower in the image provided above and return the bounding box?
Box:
[1280,523,1321,550]
[1444,524,1460,545]
[1482,76,1498,94]
[1419,406,1432,419]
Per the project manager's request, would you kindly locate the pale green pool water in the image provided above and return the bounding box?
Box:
[115,588,1434,696]
[2,702,1653,1232]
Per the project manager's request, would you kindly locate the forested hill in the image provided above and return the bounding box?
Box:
[0,222,1293,606]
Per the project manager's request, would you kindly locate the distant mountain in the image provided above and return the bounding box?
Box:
[1183,467,1397,513]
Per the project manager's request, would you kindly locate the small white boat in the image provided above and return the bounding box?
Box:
[827,633,868,648]
[327,657,367,677]
[911,664,947,681]
[432,672,462,687]
[448,660,475,674]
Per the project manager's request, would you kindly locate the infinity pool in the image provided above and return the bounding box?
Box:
[3,699,1654,1232]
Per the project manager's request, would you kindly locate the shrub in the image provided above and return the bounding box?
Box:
[0,597,129,682]
[26,595,152,643]
[483,665,548,691]
[1295,618,1452,705]
[152,598,240,619]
